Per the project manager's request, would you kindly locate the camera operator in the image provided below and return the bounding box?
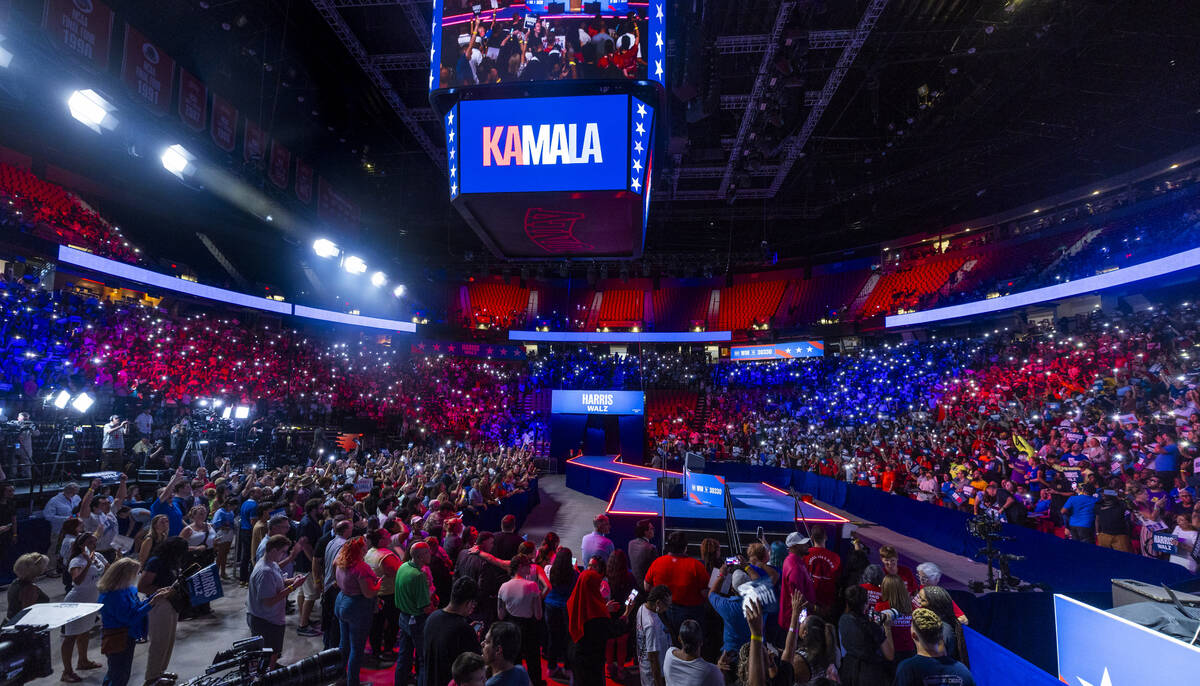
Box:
[1095,482,1134,552]
[838,585,895,686]
[12,412,36,479]
[102,415,131,471]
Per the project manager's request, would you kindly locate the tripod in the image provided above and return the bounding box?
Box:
[179,435,208,472]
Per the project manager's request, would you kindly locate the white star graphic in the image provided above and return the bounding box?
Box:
[635,122,645,135]
[450,166,456,178]
[655,4,663,20]
[448,130,455,142]
[631,177,641,192]
[632,159,642,173]
[636,103,647,117]
[634,141,643,153]
[1078,668,1113,686]
[450,183,457,195]
[447,112,454,126]
[655,32,663,49]
[449,149,456,160]
[429,73,435,88]
[431,46,436,61]
[654,60,663,77]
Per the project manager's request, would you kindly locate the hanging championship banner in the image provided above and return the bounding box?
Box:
[295,158,313,204]
[243,120,266,166]
[268,140,290,189]
[178,68,207,131]
[42,0,114,72]
[318,177,361,227]
[120,23,174,116]
[210,93,237,152]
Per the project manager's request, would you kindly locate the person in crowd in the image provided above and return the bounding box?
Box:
[335,535,381,686]
[879,545,918,595]
[567,566,619,686]
[212,498,238,580]
[661,618,722,686]
[58,518,82,594]
[481,621,531,686]
[628,519,658,585]
[395,540,434,686]
[238,486,260,585]
[43,482,80,571]
[643,530,709,637]
[581,514,615,564]
[450,652,487,686]
[876,574,916,662]
[424,577,481,686]
[97,558,172,686]
[492,514,524,559]
[366,528,403,665]
[102,416,130,470]
[6,553,49,622]
[1062,483,1099,544]
[634,584,672,686]
[138,515,170,567]
[0,484,18,564]
[248,534,306,669]
[893,608,976,686]
[915,585,968,662]
[543,546,577,681]
[150,468,187,537]
[706,556,751,665]
[1168,511,1199,573]
[838,584,895,686]
[601,549,636,679]
[179,504,216,617]
[496,553,544,686]
[294,498,324,637]
[138,537,188,686]
[779,532,816,631]
[60,531,107,682]
[319,519,353,650]
[803,526,841,616]
[781,589,838,682]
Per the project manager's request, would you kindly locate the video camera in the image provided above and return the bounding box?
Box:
[176,637,341,686]
[0,624,53,686]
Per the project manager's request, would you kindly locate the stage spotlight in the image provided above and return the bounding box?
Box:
[213,399,223,407]
[313,238,339,258]
[370,271,387,288]
[70,393,95,413]
[392,284,406,298]
[234,406,250,419]
[0,35,13,69]
[53,390,71,409]
[68,89,116,132]
[343,255,367,274]
[221,406,232,420]
[161,144,194,177]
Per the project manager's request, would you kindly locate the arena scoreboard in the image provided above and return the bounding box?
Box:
[430,0,666,260]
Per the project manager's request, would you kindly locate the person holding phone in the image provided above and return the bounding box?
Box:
[635,585,672,686]
[248,535,305,670]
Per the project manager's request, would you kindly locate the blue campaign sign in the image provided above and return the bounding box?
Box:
[456,95,630,194]
[685,471,726,508]
[1152,530,1179,554]
[185,563,224,606]
[551,390,644,415]
[1054,594,1200,686]
[730,341,825,361]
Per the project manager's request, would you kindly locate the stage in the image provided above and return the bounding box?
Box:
[565,454,847,547]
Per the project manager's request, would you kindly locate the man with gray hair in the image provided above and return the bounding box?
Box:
[914,561,968,625]
[581,513,614,564]
[257,513,299,575]
[42,482,80,570]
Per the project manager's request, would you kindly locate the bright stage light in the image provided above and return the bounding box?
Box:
[161,144,194,177]
[0,35,12,69]
[313,238,339,258]
[68,89,116,131]
[70,393,95,413]
[370,271,387,288]
[343,255,367,274]
[53,390,71,409]
[221,406,232,420]
[234,406,250,419]
[392,284,406,298]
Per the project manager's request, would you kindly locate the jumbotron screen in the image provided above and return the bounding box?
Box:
[430,1,667,91]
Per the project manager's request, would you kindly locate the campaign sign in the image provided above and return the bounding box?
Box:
[456,95,630,194]
[1152,531,1179,554]
[551,390,644,415]
[185,563,223,606]
[1055,594,1200,686]
[731,341,825,361]
[685,471,726,508]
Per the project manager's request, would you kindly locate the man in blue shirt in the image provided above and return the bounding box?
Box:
[706,561,750,655]
[150,468,186,536]
[1154,434,1180,486]
[239,486,261,584]
[1061,483,1099,544]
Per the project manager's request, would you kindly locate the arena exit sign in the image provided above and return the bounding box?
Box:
[551,390,645,415]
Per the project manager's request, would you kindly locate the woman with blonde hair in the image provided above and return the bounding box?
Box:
[877,574,916,662]
[97,558,171,686]
[6,553,49,621]
[137,514,169,566]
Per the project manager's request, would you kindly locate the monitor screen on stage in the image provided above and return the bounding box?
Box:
[730,341,825,361]
[551,389,644,415]
[431,1,666,91]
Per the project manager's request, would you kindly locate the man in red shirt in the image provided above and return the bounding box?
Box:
[879,545,919,595]
[778,531,815,630]
[643,531,709,636]
[802,526,841,614]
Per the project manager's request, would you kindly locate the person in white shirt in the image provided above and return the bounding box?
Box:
[101,416,129,470]
[43,482,80,564]
[81,476,127,559]
[581,514,615,565]
[13,412,36,479]
[497,554,544,686]
[635,585,673,686]
[135,410,153,439]
[661,619,723,686]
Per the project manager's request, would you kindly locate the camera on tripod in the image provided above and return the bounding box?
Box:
[966,511,1030,593]
[0,624,54,686]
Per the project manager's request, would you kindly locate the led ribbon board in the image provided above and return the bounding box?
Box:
[730,341,824,361]
[551,390,644,415]
[430,1,667,92]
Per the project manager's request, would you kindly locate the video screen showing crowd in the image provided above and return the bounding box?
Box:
[437,1,647,88]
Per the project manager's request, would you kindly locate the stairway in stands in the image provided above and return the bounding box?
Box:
[692,390,710,431]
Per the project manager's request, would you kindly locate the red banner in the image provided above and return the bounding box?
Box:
[210,93,237,152]
[42,0,114,72]
[243,120,266,166]
[178,68,206,132]
[120,23,174,116]
[268,140,290,189]
[318,177,361,228]
[295,158,313,204]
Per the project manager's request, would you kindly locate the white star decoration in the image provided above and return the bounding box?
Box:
[655,4,663,20]
[430,46,436,61]
[450,183,457,195]
[654,60,663,77]
[449,149,456,160]
[635,122,645,135]
[1078,668,1113,686]
[450,166,456,178]
[447,112,454,126]
[655,32,663,48]
[634,141,643,153]
[631,177,641,192]
[448,130,455,142]
[636,103,647,117]
[632,159,642,172]
[429,73,435,88]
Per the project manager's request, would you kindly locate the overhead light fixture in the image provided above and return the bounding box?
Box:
[70,393,95,413]
[343,255,367,274]
[53,390,71,409]
[392,284,406,298]
[370,271,387,287]
[161,144,195,177]
[221,406,232,420]
[313,238,340,258]
[68,89,117,132]
[0,34,12,69]
[234,406,250,419]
